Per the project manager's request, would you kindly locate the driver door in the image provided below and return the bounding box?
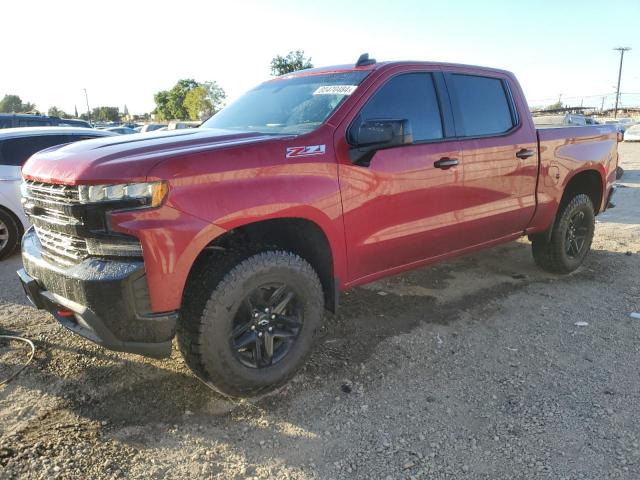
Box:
[336,71,466,283]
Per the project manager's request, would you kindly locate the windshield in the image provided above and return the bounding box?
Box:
[201,71,370,135]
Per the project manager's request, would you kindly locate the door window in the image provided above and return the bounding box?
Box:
[352,73,443,142]
[449,74,515,137]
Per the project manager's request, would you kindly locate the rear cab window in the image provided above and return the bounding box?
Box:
[446,73,516,137]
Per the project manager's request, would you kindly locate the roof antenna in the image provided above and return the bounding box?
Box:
[356,53,376,67]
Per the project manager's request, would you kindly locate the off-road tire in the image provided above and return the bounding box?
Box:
[0,209,20,260]
[531,194,595,274]
[177,250,324,397]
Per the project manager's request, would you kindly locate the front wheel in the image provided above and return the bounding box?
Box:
[531,194,595,274]
[178,250,324,397]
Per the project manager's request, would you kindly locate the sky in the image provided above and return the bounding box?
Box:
[3,0,640,115]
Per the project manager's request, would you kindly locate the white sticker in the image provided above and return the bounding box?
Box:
[313,85,357,96]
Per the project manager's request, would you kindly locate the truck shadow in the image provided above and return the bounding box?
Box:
[2,238,636,476]
[6,238,631,424]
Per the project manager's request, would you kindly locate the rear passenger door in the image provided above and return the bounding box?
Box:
[443,71,538,244]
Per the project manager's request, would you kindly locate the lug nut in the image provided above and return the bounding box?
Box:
[264,308,269,313]
[251,325,256,330]
[254,313,259,318]
[271,314,276,319]
[258,332,263,337]
[268,327,273,332]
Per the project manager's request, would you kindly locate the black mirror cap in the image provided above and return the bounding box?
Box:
[354,119,413,148]
[349,119,413,166]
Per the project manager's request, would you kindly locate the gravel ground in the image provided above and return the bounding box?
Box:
[1,143,639,480]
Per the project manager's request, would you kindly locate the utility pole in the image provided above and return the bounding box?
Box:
[601,96,606,112]
[83,88,91,123]
[613,47,631,118]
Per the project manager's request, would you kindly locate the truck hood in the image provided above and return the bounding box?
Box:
[22,128,281,184]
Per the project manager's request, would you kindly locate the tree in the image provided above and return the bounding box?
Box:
[0,94,36,113]
[153,90,171,121]
[154,79,226,120]
[544,101,563,111]
[154,79,199,120]
[183,82,226,120]
[90,106,120,122]
[48,106,68,118]
[270,50,313,76]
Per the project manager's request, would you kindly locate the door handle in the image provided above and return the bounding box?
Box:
[516,148,535,159]
[434,157,459,169]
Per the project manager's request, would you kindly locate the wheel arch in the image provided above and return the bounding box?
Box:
[560,168,605,214]
[184,216,341,313]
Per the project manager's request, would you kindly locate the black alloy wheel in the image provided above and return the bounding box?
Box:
[231,283,302,368]
[564,210,589,258]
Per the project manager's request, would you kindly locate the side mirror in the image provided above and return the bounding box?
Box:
[349,119,413,165]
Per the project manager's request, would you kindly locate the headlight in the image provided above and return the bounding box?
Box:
[77,181,168,207]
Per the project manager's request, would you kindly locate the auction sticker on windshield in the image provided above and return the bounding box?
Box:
[286,145,326,158]
[313,85,357,95]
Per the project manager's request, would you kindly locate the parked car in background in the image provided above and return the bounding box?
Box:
[604,120,627,137]
[105,126,137,135]
[0,114,92,129]
[624,123,640,141]
[167,121,200,130]
[58,118,92,128]
[532,113,595,127]
[0,127,115,258]
[139,123,166,133]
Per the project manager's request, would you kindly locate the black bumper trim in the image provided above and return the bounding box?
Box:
[19,227,177,358]
[18,267,176,358]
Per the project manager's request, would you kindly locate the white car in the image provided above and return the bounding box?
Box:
[623,123,640,141]
[0,127,115,259]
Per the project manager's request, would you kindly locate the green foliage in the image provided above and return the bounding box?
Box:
[91,106,120,122]
[47,106,68,118]
[154,79,226,120]
[0,94,36,113]
[270,50,313,76]
[183,82,226,120]
[545,101,563,110]
[153,90,171,121]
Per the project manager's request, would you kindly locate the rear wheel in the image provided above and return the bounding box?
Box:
[531,194,595,273]
[0,209,20,260]
[177,250,324,397]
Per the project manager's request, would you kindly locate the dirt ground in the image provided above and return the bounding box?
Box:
[1,143,639,480]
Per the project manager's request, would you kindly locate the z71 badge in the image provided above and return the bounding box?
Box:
[286,145,326,158]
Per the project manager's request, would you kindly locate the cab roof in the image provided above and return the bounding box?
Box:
[281,59,513,79]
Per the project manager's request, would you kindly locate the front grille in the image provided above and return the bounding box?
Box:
[24,181,80,205]
[23,180,86,266]
[35,226,88,266]
[23,180,143,265]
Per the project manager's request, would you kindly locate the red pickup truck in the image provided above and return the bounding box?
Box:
[18,55,618,396]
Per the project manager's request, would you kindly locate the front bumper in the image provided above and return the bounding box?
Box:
[18,227,178,358]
